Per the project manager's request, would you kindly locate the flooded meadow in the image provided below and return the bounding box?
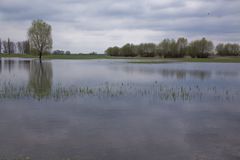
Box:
[0,58,240,160]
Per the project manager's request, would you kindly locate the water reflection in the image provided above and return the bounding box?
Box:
[0,58,2,73]
[158,69,211,80]
[19,60,31,72]
[28,61,53,99]
[4,59,16,73]
[216,71,239,77]
[111,65,211,80]
[0,59,53,100]
[0,58,30,74]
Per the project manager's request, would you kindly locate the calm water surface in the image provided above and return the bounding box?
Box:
[0,58,240,160]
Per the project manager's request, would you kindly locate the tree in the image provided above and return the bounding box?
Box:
[188,38,214,58]
[199,38,214,57]
[0,39,2,54]
[53,50,65,54]
[17,41,24,54]
[2,41,8,53]
[105,46,120,56]
[231,44,240,56]
[23,40,30,54]
[17,41,30,54]
[158,39,171,58]
[216,43,240,56]
[119,44,137,57]
[216,43,225,56]
[2,39,15,54]
[104,37,240,58]
[105,47,113,56]
[137,43,156,57]
[10,41,16,54]
[155,43,163,57]
[65,51,71,55]
[159,39,177,58]
[176,37,188,57]
[2,38,16,54]
[7,38,10,54]
[28,19,52,62]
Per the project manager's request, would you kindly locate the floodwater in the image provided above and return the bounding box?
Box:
[0,58,240,160]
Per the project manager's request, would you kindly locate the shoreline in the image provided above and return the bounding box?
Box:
[1,54,240,63]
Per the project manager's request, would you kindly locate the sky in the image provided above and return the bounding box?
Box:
[0,0,240,53]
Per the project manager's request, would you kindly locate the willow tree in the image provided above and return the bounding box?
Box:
[28,20,52,62]
[0,39,2,54]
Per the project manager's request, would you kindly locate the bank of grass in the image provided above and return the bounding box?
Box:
[178,57,240,63]
[0,54,111,59]
[45,54,111,59]
[130,60,175,64]
[0,54,36,58]
[0,54,145,60]
[1,54,240,63]
[129,57,240,64]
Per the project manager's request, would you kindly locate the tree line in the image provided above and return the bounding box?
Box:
[0,20,53,62]
[0,38,30,54]
[105,38,240,58]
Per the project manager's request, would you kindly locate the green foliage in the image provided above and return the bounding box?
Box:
[65,51,71,55]
[216,43,240,56]
[176,37,188,57]
[188,38,214,58]
[106,37,216,58]
[158,39,178,58]
[28,19,52,60]
[137,43,156,57]
[105,46,120,56]
[120,43,137,57]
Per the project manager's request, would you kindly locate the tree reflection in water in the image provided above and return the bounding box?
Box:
[28,60,52,99]
[0,58,2,74]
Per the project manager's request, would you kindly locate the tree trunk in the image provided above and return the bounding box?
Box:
[7,38,10,54]
[39,51,42,63]
[0,39,2,54]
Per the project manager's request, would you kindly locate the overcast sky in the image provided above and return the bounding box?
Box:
[0,0,240,53]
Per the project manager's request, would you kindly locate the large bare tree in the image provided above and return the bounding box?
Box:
[28,20,52,62]
[17,41,24,54]
[2,39,15,54]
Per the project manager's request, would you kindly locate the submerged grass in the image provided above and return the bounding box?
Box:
[0,81,238,102]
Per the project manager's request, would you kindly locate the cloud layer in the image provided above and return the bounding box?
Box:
[0,0,240,53]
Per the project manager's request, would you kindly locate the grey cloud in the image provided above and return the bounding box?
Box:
[0,0,239,52]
